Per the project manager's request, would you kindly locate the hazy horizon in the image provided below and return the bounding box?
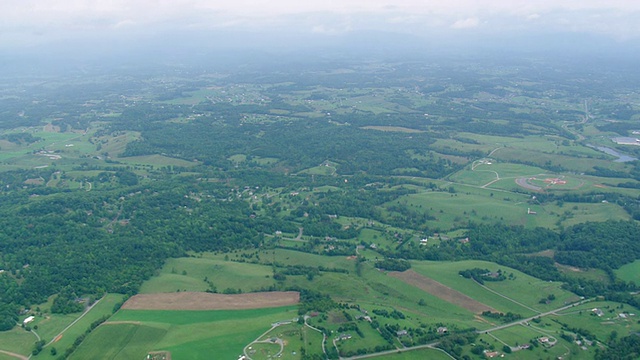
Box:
[1,1,640,73]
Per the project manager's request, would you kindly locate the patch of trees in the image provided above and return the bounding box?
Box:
[481,311,523,323]
[0,303,18,331]
[555,220,640,270]
[297,289,337,315]
[372,309,406,319]
[459,268,506,284]
[374,259,411,272]
[436,331,478,358]
[51,287,84,314]
[595,334,640,360]
[0,132,41,144]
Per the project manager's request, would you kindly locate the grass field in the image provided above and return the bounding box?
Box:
[73,306,298,360]
[367,348,454,359]
[615,260,640,284]
[27,293,126,359]
[410,260,580,317]
[252,322,324,360]
[139,256,275,293]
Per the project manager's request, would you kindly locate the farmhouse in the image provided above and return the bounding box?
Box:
[338,333,352,341]
[484,350,499,358]
[538,336,557,347]
[23,316,35,325]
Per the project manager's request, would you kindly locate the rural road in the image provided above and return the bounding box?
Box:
[304,317,327,356]
[339,298,593,360]
[479,298,593,333]
[44,296,103,348]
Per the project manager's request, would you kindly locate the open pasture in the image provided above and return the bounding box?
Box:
[396,190,551,230]
[139,256,275,294]
[494,147,622,173]
[615,260,640,283]
[409,260,579,316]
[555,301,640,340]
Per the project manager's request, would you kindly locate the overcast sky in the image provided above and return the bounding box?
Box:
[2,0,640,53]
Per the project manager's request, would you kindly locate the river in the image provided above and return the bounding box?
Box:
[587,144,638,162]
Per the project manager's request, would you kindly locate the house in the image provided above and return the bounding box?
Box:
[396,330,408,337]
[420,238,429,245]
[437,327,448,334]
[338,333,352,340]
[484,351,499,358]
[23,316,35,325]
[538,336,557,347]
[592,308,604,317]
[538,337,549,343]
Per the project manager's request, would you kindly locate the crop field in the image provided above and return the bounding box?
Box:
[70,323,168,360]
[389,270,496,314]
[122,292,299,310]
[79,306,299,360]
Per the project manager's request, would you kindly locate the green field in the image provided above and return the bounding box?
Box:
[368,348,454,359]
[139,256,275,294]
[615,260,640,284]
[72,307,298,360]
[31,294,126,359]
[410,260,580,317]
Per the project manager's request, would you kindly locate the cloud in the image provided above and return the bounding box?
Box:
[2,0,640,49]
[451,17,479,29]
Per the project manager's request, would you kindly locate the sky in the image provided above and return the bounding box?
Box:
[1,1,640,56]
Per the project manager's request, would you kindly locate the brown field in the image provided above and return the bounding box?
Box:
[389,270,496,314]
[121,291,300,310]
[361,126,424,133]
